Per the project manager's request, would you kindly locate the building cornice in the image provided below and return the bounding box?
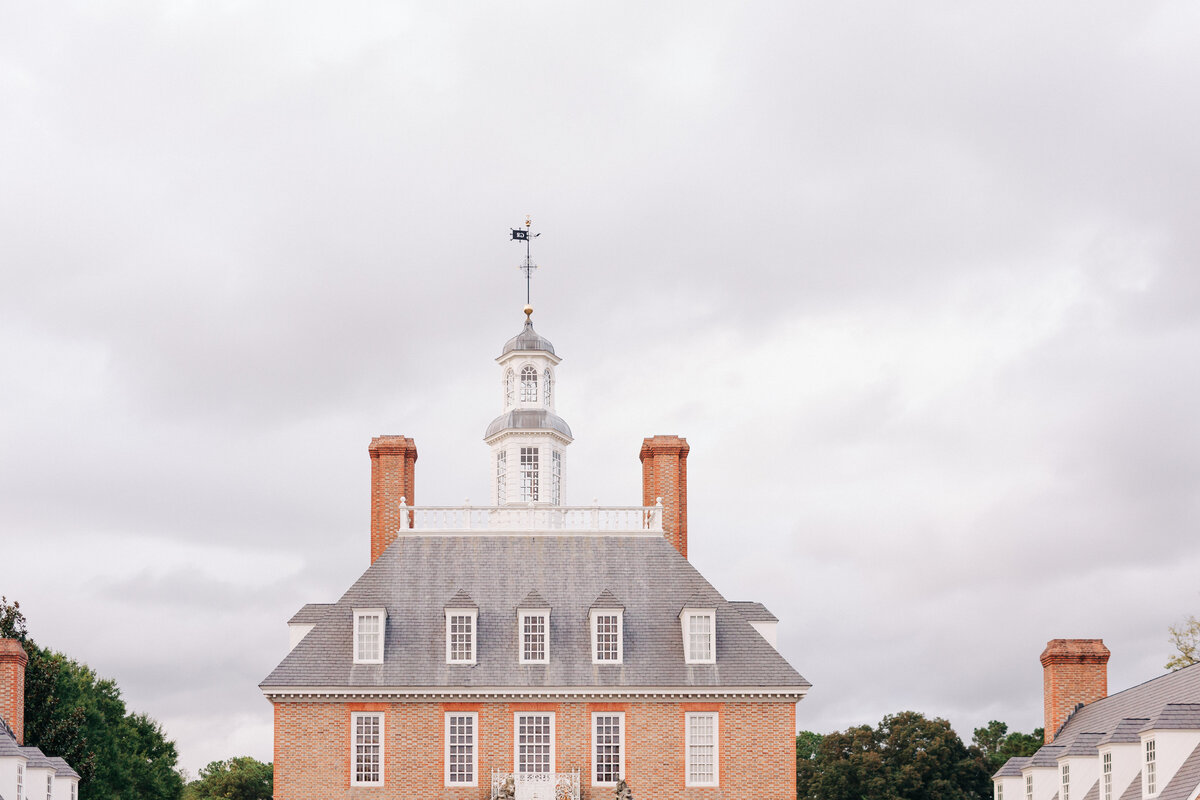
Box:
[260,685,810,702]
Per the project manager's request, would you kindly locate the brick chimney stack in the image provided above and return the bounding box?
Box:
[640,435,690,558]
[369,436,418,564]
[0,638,27,745]
[1040,638,1110,743]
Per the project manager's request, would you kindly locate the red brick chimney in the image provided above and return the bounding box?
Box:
[369,435,417,564]
[1040,638,1110,743]
[0,638,27,745]
[640,435,689,558]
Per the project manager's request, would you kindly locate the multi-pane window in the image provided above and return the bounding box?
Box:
[593,713,624,785]
[351,713,383,785]
[17,762,23,800]
[447,612,476,663]
[446,713,477,786]
[354,610,384,663]
[685,712,718,786]
[996,782,1003,800]
[593,612,621,663]
[1146,739,1157,795]
[1062,763,1070,800]
[685,611,715,662]
[521,365,538,403]
[1102,752,1112,800]
[71,781,77,800]
[506,369,515,407]
[516,714,554,774]
[46,773,52,800]
[551,450,562,505]
[522,613,547,663]
[496,451,507,504]
[544,369,553,406]
[520,447,539,502]
[1025,774,1033,800]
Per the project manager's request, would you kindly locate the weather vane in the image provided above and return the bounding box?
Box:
[510,214,541,308]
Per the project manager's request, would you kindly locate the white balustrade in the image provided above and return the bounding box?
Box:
[395,498,663,533]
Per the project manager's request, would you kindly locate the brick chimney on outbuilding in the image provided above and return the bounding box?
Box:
[640,435,689,558]
[0,638,27,745]
[1041,638,1110,743]
[369,435,417,564]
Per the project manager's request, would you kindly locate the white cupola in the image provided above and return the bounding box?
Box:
[484,306,573,506]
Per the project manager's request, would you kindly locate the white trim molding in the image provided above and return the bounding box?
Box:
[445,608,478,665]
[589,608,623,664]
[680,607,717,664]
[353,608,386,665]
[518,607,550,665]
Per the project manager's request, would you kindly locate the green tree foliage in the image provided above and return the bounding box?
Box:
[972,720,1044,776]
[1166,615,1200,670]
[796,711,992,800]
[0,597,184,800]
[182,757,273,800]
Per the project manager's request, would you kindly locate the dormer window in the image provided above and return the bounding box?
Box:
[590,609,623,663]
[354,608,386,664]
[544,369,553,406]
[1061,763,1070,800]
[446,609,477,664]
[681,608,716,663]
[1145,738,1157,796]
[520,610,549,663]
[521,365,538,403]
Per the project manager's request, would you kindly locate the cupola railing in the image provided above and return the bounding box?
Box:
[397,499,663,533]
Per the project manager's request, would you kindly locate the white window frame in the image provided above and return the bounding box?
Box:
[520,364,538,403]
[17,761,23,800]
[1145,738,1157,796]
[590,609,623,664]
[445,609,478,664]
[520,447,540,502]
[350,711,384,786]
[505,369,515,407]
[496,450,507,504]
[551,450,562,506]
[1062,762,1070,800]
[353,608,386,664]
[445,711,478,787]
[46,773,53,800]
[514,712,555,775]
[519,608,550,664]
[1102,751,1112,800]
[591,711,625,786]
[71,780,77,800]
[681,608,716,664]
[544,368,553,406]
[996,781,1003,800]
[1025,773,1033,800]
[685,711,719,787]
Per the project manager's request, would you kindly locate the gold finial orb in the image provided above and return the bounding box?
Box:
[524,304,534,319]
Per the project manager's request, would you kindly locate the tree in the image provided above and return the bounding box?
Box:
[182,757,273,800]
[0,597,183,800]
[972,720,1044,775]
[796,711,991,800]
[1167,615,1200,670]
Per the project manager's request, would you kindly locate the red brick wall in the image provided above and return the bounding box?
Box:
[0,638,27,745]
[272,698,796,800]
[1040,638,1109,743]
[369,436,418,564]
[640,436,690,559]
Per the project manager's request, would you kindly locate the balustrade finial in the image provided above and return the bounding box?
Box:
[656,496,663,506]
[399,497,407,507]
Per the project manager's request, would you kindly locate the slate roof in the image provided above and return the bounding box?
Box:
[729,601,778,622]
[518,590,550,609]
[1080,780,1100,800]
[1142,703,1200,731]
[994,757,1030,777]
[1061,732,1106,757]
[1118,770,1142,800]
[1098,718,1150,746]
[445,589,478,610]
[1027,746,1066,768]
[1159,742,1200,800]
[1053,662,1200,748]
[0,718,24,758]
[262,534,810,692]
[288,603,333,625]
[588,589,623,611]
[21,746,53,768]
[47,756,80,779]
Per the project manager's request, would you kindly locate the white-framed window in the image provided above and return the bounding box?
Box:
[16,762,23,800]
[351,712,384,786]
[681,608,716,663]
[592,712,624,786]
[520,447,540,502]
[71,780,77,800]
[353,608,386,664]
[446,609,477,664]
[1062,762,1070,800]
[544,368,553,406]
[520,611,548,663]
[996,781,1003,800]
[521,365,538,403]
[1102,751,1112,800]
[445,712,478,787]
[590,609,623,664]
[505,369,515,407]
[496,450,507,504]
[46,773,52,800]
[551,450,562,506]
[1145,738,1157,796]
[1025,773,1033,800]
[685,712,718,786]
[515,713,555,774]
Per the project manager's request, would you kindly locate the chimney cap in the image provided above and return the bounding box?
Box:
[1040,638,1111,666]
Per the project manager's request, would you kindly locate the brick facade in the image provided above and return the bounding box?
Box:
[273,698,796,800]
[0,638,27,745]
[639,436,689,559]
[1040,638,1109,743]
[369,436,418,564]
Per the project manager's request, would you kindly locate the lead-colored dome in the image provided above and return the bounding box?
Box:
[484,408,573,440]
[501,319,556,356]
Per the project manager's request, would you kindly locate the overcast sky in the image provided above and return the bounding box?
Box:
[3,1,1200,777]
